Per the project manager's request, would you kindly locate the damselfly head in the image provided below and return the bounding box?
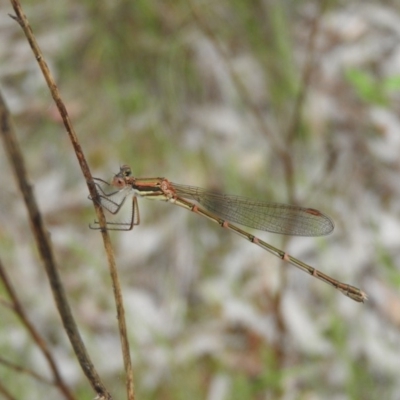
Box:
[111,165,132,188]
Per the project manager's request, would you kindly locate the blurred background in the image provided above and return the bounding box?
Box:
[1,0,400,399]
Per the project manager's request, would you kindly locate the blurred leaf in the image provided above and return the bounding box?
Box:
[382,75,400,92]
[345,68,387,106]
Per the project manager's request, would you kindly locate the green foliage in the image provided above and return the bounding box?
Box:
[345,68,400,106]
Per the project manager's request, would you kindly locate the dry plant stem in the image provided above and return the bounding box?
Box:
[0,355,53,386]
[0,92,110,398]
[0,258,75,399]
[0,380,16,400]
[188,3,313,379]
[7,1,135,399]
[0,297,14,310]
[285,1,327,144]
[275,4,326,371]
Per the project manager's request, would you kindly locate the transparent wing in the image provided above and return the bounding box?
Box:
[171,183,334,236]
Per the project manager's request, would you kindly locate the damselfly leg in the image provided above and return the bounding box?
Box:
[89,177,140,230]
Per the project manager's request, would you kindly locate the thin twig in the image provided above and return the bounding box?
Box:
[0,91,110,398]
[0,356,53,385]
[0,81,110,397]
[0,380,17,400]
[6,1,135,398]
[285,1,328,143]
[0,258,75,399]
[188,3,328,384]
[0,297,14,310]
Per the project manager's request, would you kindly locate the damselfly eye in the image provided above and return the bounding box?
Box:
[120,165,132,177]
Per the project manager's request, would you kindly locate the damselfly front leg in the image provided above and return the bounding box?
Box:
[89,177,140,231]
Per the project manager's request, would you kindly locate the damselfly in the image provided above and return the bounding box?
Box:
[90,165,366,303]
